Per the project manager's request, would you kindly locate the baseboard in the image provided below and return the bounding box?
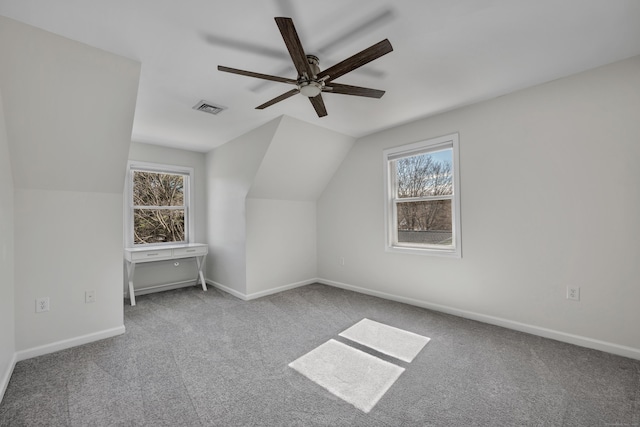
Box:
[0,353,17,404]
[206,278,316,301]
[206,279,248,300]
[245,278,317,300]
[318,278,640,361]
[15,325,126,362]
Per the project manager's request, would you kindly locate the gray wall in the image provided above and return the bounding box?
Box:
[317,55,640,356]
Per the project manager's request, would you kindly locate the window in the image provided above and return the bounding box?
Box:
[383,133,461,257]
[126,162,194,247]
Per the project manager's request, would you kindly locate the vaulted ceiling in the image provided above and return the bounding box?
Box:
[1,0,639,152]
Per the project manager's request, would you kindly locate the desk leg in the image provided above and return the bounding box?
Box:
[196,256,207,291]
[126,261,136,306]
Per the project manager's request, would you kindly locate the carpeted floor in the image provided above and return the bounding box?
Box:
[1,283,639,426]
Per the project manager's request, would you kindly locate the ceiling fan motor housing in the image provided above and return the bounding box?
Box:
[298,55,323,97]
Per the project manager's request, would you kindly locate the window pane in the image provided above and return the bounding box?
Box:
[397,200,452,245]
[395,149,453,198]
[133,171,184,207]
[134,209,185,244]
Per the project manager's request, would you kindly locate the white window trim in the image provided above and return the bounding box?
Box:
[383,133,462,258]
[125,161,195,248]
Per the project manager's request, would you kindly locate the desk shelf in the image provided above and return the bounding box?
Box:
[124,243,208,306]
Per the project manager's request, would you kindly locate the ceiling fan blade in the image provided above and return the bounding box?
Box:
[256,88,299,109]
[218,66,297,85]
[309,94,328,117]
[318,39,393,82]
[250,65,297,92]
[324,83,385,98]
[275,17,314,78]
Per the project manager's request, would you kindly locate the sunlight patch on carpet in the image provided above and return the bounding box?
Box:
[339,318,430,362]
[288,339,405,413]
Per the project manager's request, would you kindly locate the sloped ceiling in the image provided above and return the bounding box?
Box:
[0,16,140,193]
[248,115,355,201]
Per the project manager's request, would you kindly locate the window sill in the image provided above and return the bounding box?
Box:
[128,241,190,250]
[385,245,461,258]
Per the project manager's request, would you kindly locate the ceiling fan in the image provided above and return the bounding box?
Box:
[217,17,393,118]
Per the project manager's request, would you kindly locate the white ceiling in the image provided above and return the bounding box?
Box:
[1,0,639,152]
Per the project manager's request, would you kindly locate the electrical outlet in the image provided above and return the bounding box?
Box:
[85,290,96,303]
[567,286,580,301]
[36,297,50,313]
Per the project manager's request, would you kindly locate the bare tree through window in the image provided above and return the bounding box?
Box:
[133,171,186,244]
[394,151,453,245]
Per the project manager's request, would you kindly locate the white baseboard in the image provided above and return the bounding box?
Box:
[0,353,17,404]
[318,278,640,361]
[206,278,315,301]
[245,279,317,300]
[15,325,126,362]
[206,279,248,300]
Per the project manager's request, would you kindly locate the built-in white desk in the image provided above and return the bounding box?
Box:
[124,243,208,306]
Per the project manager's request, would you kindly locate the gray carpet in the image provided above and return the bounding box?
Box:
[1,283,639,426]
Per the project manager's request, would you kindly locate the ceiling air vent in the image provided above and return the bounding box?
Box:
[193,100,227,115]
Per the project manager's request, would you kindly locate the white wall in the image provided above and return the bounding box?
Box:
[14,190,126,350]
[0,17,139,193]
[246,199,317,296]
[207,115,354,298]
[126,142,207,293]
[0,88,16,400]
[0,17,140,355]
[205,119,277,294]
[248,115,355,201]
[318,56,640,356]
[243,115,353,296]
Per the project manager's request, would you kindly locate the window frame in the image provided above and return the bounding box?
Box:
[125,161,194,248]
[383,133,462,258]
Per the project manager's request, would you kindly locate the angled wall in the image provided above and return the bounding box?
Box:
[317,55,640,358]
[0,16,140,355]
[205,118,278,295]
[246,116,355,296]
[0,87,15,400]
[247,115,356,201]
[206,115,355,298]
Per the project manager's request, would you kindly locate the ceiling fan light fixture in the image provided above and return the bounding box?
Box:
[298,81,323,97]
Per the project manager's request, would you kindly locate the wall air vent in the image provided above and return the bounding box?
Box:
[192,100,227,115]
